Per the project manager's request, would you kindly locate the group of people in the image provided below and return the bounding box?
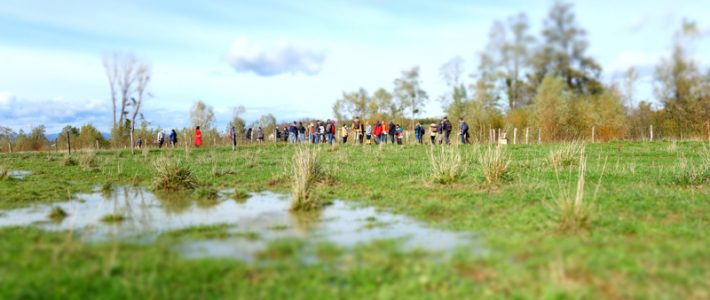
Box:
[233,116,471,146]
[138,117,471,149]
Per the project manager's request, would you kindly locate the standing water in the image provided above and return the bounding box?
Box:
[0,186,484,261]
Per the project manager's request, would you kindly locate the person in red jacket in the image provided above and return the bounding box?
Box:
[194,126,202,147]
[373,121,383,144]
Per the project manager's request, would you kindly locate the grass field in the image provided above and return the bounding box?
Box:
[0,141,708,299]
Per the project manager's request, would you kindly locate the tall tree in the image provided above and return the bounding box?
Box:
[654,20,708,136]
[129,63,151,134]
[332,88,369,121]
[481,13,535,110]
[369,88,398,121]
[531,76,570,141]
[394,66,428,125]
[439,56,468,120]
[189,100,216,131]
[531,1,602,95]
[228,105,247,134]
[27,125,49,151]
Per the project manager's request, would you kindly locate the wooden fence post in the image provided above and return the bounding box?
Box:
[525,127,529,145]
[67,133,72,155]
[538,128,541,144]
[8,143,12,153]
[513,128,517,145]
[650,125,654,142]
[95,140,99,150]
[592,126,595,143]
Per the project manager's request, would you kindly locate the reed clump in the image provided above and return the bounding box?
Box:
[480,145,510,186]
[427,145,464,184]
[151,156,197,191]
[290,147,322,211]
[547,141,584,169]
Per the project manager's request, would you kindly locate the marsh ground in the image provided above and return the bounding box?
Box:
[0,141,708,299]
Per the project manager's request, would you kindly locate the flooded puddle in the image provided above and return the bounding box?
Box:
[7,170,31,179]
[0,186,484,261]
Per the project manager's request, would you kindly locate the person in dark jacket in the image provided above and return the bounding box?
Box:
[441,117,451,144]
[246,127,252,143]
[414,122,424,144]
[289,122,298,144]
[298,122,306,144]
[169,129,178,148]
[388,121,396,144]
[459,118,469,144]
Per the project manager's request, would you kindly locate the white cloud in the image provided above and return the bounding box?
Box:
[0,91,13,106]
[0,95,110,133]
[226,38,326,76]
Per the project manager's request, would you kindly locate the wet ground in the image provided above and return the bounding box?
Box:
[0,186,484,261]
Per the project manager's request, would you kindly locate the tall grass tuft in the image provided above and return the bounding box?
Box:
[290,146,322,211]
[547,141,584,169]
[427,145,464,184]
[480,145,510,186]
[0,168,8,181]
[671,144,710,186]
[79,149,98,170]
[151,156,197,191]
[549,147,594,233]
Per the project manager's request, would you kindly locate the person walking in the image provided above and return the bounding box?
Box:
[157,129,165,148]
[388,120,396,144]
[169,129,178,148]
[374,121,383,144]
[459,118,469,144]
[352,116,362,144]
[289,122,298,144]
[309,122,317,144]
[365,122,373,145]
[341,124,349,144]
[396,124,403,145]
[298,122,306,144]
[246,127,252,143]
[429,122,438,144]
[318,122,326,143]
[381,121,389,144]
[194,126,202,147]
[414,122,424,144]
[229,126,237,150]
[257,127,264,143]
[441,117,452,144]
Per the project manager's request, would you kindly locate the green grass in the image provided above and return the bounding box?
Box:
[0,141,708,299]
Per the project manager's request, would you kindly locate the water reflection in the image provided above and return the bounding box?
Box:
[0,186,485,261]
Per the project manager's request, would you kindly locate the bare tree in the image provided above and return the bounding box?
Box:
[190,100,216,131]
[103,52,151,148]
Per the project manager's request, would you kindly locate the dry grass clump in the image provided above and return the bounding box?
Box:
[0,168,9,181]
[548,141,584,169]
[63,155,77,166]
[480,145,510,186]
[290,146,322,211]
[151,156,197,191]
[671,145,710,186]
[79,149,98,170]
[548,147,595,233]
[427,145,464,184]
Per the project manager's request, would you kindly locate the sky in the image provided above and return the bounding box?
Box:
[1,0,709,133]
